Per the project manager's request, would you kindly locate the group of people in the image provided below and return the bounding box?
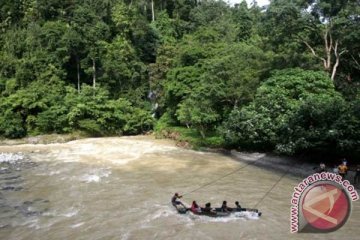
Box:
[190,200,243,213]
[315,158,360,185]
[171,193,244,213]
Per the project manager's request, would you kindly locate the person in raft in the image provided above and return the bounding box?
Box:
[234,201,259,213]
[191,201,201,213]
[171,193,186,208]
[202,202,215,213]
[221,201,231,212]
[235,201,246,211]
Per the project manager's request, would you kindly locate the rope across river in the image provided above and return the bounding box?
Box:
[182,156,261,196]
[252,167,290,209]
[181,154,290,209]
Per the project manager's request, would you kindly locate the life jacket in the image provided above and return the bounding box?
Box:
[191,203,200,212]
[338,165,348,174]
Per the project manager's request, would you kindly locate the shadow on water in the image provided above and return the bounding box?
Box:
[209,150,360,189]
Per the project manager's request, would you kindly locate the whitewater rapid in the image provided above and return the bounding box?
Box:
[0,136,359,240]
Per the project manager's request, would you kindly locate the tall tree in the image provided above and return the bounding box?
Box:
[262,0,360,82]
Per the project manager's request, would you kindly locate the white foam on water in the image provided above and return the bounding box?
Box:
[0,223,9,228]
[138,204,192,230]
[80,174,100,183]
[3,215,42,229]
[149,208,173,221]
[139,204,260,231]
[120,232,130,240]
[36,169,61,176]
[21,217,40,229]
[0,152,25,163]
[71,222,85,228]
[109,156,140,165]
[185,210,261,223]
[79,168,111,183]
[233,211,261,220]
[230,151,266,162]
[12,137,180,166]
[139,205,171,224]
[43,207,79,218]
[61,209,79,218]
[49,170,61,175]
[64,138,178,165]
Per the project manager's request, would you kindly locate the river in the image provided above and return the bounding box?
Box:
[0,136,359,240]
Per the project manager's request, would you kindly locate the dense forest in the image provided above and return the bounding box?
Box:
[0,0,359,158]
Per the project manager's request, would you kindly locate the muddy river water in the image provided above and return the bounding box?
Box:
[0,136,359,240]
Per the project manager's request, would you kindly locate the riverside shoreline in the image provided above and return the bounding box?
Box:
[0,133,86,146]
[1,133,358,188]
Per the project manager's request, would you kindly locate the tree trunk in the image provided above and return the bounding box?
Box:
[351,54,360,70]
[324,28,332,72]
[151,0,155,22]
[92,58,96,89]
[331,56,339,81]
[301,26,345,83]
[331,40,346,81]
[199,125,206,139]
[233,99,238,109]
[76,55,81,93]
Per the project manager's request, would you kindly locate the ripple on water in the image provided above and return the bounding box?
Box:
[188,211,260,223]
[0,152,25,163]
[1,138,359,240]
[71,222,85,228]
[0,152,52,231]
[43,207,79,218]
[137,204,260,232]
[78,168,112,183]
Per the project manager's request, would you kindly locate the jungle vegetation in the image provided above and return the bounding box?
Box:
[0,0,359,158]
